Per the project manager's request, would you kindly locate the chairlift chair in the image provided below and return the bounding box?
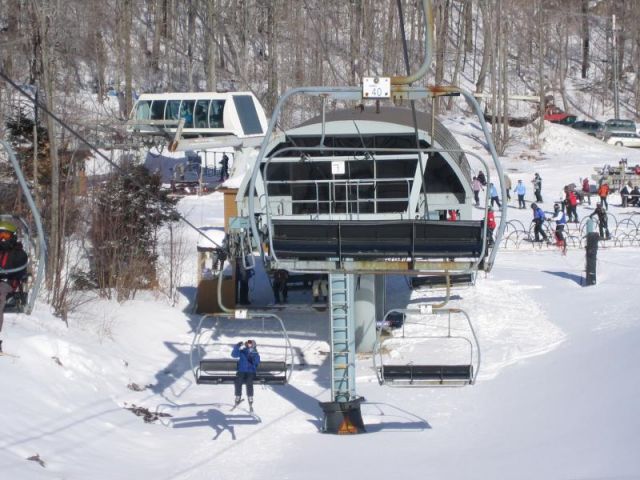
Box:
[0,215,35,312]
[190,313,295,386]
[373,306,480,387]
[0,141,47,314]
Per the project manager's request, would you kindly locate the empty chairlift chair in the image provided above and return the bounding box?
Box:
[373,306,480,386]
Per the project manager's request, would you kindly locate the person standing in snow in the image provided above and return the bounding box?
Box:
[232,339,260,407]
[477,170,487,187]
[504,174,512,202]
[532,173,543,203]
[219,153,230,181]
[597,182,610,210]
[486,207,496,247]
[489,183,501,208]
[548,203,567,254]
[472,176,483,207]
[589,203,610,240]
[515,179,526,209]
[564,187,579,223]
[530,203,548,243]
[0,221,28,353]
[582,177,591,205]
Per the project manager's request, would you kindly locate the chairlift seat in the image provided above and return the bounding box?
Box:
[410,273,474,289]
[380,364,473,385]
[197,359,290,385]
[271,220,484,260]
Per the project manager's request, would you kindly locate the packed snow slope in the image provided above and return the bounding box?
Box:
[1,120,640,480]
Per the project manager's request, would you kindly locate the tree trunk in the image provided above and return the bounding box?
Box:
[204,0,217,91]
[122,0,133,116]
[475,0,491,94]
[265,0,278,114]
[581,0,589,79]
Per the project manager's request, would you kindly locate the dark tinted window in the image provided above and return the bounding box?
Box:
[233,95,263,135]
[150,100,166,120]
[179,100,195,128]
[166,100,181,120]
[194,100,209,128]
[209,100,225,128]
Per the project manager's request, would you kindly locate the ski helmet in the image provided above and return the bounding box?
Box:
[0,221,17,248]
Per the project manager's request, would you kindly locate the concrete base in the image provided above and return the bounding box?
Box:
[319,398,366,434]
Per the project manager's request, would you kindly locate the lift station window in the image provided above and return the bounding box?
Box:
[233,95,263,135]
[150,100,166,120]
[208,100,225,128]
[136,100,151,120]
[194,100,209,128]
[166,100,181,120]
[179,100,196,128]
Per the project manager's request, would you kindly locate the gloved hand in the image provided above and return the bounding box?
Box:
[237,342,243,347]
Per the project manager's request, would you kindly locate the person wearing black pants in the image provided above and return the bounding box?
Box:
[589,203,610,240]
[232,340,260,407]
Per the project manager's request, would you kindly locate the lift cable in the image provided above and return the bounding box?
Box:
[0,69,222,248]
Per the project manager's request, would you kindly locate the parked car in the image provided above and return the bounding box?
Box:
[604,132,640,148]
[601,119,637,138]
[544,105,577,125]
[571,120,603,137]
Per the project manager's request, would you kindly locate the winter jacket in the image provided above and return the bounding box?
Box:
[504,175,512,190]
[568,191,578,206]
[487,211,496,230]
[598,184,609,197]
[490,184,499,198]
[472,178,482,192]
[582,179,590,193]
[0,246,28,283]
[533,207,546,223]
[515,183,526,196]
[477,171,487,186]
[532,175,542,190]
[551,210,566,225]
[590,207,607,222]
[232,344,261,373]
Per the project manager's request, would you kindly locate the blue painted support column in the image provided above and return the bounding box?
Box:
[320,272,366,433]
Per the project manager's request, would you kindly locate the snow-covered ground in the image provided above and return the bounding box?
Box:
[2,121,640,480]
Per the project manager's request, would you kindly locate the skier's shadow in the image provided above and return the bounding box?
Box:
[170,405,259,440]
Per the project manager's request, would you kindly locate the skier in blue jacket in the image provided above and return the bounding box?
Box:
[530,203,548,243]
[232,339,260,407]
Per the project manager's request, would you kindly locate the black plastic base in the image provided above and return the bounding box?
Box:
[319,397,366,434]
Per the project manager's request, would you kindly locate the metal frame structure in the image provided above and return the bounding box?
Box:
[229,0,505,433]
[373,306,480,387]
[0,140,47,314]
[190,312,295,386]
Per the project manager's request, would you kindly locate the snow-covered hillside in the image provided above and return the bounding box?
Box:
[2,121,640,480]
